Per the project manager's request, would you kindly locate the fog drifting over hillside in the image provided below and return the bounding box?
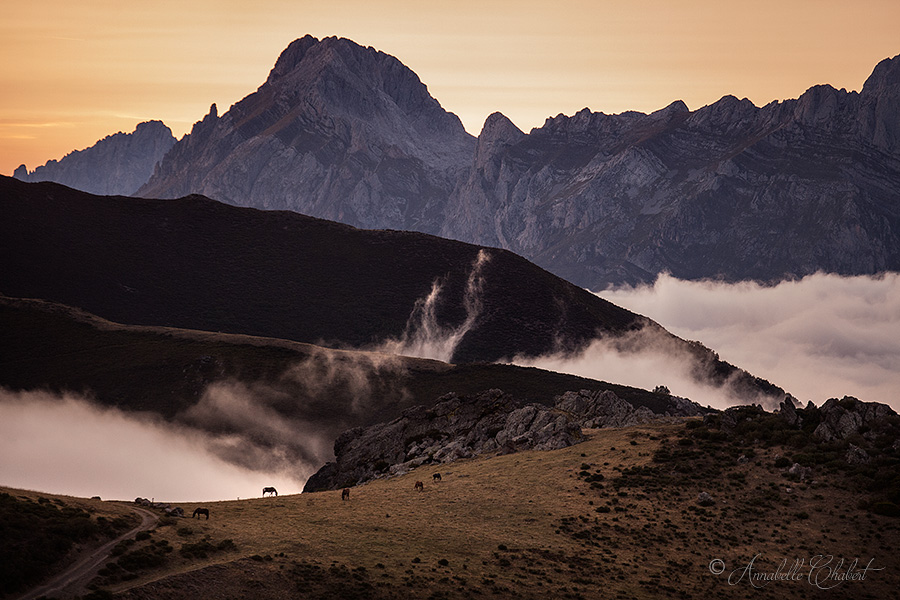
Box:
[518,272,900,411]
[0,390,305,501]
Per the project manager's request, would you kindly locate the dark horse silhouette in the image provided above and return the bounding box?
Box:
[341,488,350,500]
[433,473,442,482]
[414,481,424,491]
[192,508,210,520]
[262,486,278,497]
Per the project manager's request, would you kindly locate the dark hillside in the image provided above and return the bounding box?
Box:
[0,296,670,451]
[0,176,639,364]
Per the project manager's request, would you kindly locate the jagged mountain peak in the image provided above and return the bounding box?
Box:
[259,34,461,133]
[474,112,526,170]
[13,120,175,196]
[649,99,690,119]
[861,53,900,98]
[139,34,475,231]
[477,112,524,146]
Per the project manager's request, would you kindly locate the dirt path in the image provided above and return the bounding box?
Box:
[18,506,159,600]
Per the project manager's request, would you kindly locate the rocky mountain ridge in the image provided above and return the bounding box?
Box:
[135,37,900,288]
[447,58,900,287]
[16,37,899,287]
[14,121,175,196]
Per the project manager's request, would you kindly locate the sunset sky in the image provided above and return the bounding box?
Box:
[2,0,898,176]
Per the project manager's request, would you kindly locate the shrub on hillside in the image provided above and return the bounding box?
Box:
[0,492,130,596]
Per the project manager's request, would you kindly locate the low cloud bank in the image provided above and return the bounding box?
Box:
[0,345,416,500]
[582,272,899,410]
[0,389,305,501]
[512,328,772,411]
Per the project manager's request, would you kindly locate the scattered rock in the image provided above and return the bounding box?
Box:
[788,463,813,481]
[697,492,715,506]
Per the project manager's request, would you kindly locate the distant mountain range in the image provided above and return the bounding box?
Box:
[14,36,899,287]
[13,120,175,196]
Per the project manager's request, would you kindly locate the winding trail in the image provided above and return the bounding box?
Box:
[18,506,159,600]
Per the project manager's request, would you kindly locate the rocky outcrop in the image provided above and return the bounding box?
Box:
[778,395,802,427]
[303,387,675,492]
[812,396,897,441]
[303,389,584,491]
[554,389,656,427]
[14,121,175,196]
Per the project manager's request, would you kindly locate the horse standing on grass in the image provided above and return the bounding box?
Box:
[414,481,424,491]
[262,487,278,497]
[433,473,442,482]
[192,508,210,520]
[341,488,350,501]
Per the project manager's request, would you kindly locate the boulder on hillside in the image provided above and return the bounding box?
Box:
[778,394,802,427]
[812,396,897,441]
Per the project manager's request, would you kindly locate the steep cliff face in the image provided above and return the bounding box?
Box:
[14,121,175,196]
[139,35,475,233]
[444,55,900,288]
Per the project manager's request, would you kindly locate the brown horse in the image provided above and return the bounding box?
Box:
[432,473,442,482]
[414,481,424,491]
[341,488,350,500]
[262,486,278,497]
[192,508,210,520]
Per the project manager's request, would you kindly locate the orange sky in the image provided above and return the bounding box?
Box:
[2,0,898,176]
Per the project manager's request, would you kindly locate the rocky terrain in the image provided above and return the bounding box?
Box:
[306,387,900,495]
[14,121,175,196]
[127,36,900,288]
[443,55,900,287]
[303,388,707,491]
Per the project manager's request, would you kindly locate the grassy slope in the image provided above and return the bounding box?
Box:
[33,421,897,600]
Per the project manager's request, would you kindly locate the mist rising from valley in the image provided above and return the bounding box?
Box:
[4,271,897,501]
[517,273,900,411]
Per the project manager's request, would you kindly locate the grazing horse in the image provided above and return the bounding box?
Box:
[341,488,350,501]
[414,481,424,491]
[192,508,210,520]
[262,486,278,497]
[432,473,442,482]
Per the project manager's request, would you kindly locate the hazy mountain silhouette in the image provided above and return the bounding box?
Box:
[14,121,175,196]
